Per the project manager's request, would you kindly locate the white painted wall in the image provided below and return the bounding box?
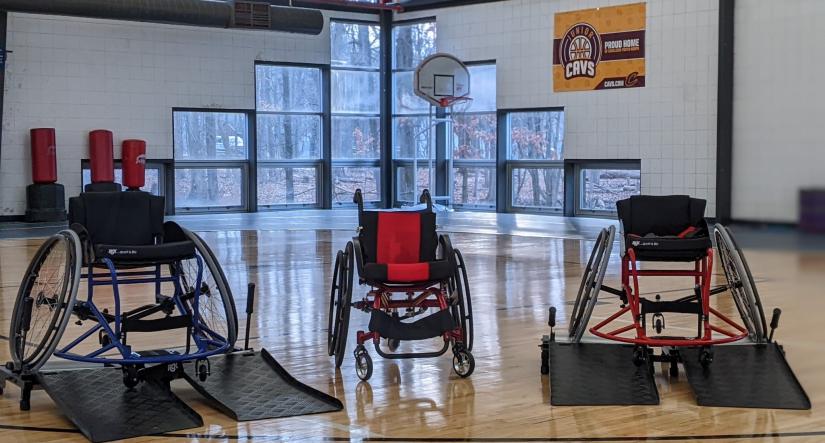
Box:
[398,0,720,216]
[0,10,373,217]
[732,0,825,223]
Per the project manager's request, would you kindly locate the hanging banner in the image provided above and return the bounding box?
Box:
[553,2,646,92]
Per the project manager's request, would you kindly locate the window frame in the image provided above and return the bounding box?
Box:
[572,160,642,217]
[330,19,383,208]
[171,108,254,214]
[254,61,329,210]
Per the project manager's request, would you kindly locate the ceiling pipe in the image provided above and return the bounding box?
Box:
[0,0,324,35]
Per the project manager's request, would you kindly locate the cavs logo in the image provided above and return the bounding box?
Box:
[559,23,602,80]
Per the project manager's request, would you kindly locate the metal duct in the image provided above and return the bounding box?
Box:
[0,0,324,35]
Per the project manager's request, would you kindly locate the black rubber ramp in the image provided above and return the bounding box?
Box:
[38,368,203,443]
[184,349,343,421]
[549,342,660,406]
[682,343,811,409]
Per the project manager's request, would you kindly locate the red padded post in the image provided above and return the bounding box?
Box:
[121,139,146,190]
[30,128,57,184]
[89,130,115,183]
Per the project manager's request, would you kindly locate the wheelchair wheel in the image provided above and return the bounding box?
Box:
[177,229,239,349]
[569,226,615,342]
[331,242,354,368]
[713,224,767,343]
[327,250,344,356]
[9,230,81,372]
[451,248,473,352]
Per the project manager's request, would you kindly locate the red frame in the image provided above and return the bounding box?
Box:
[354,283,465,346]
[589,247,749,347]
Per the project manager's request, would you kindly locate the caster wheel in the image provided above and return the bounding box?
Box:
[354,346,372,381]
[387,338,400,352]
[197,361,210,382]
[122,366,140,389]
[699,349,714,368]
[632,346,647,367]
[654,318,663,334]
[19,398,30,411]
[452,349,475,378]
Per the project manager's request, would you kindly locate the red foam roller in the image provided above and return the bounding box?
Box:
[89,130,115,183]
[30,128,57,184]
[121,139,146,190]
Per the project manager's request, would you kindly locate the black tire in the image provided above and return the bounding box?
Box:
[569,226,615,342]
[451,249,473,352]
[327,251,343,356]
[9,230,80,372]
[452,349,475,378]
[713,224,766,343]
[354,346,372,381]
[334,242,354,369]
[177,229,238,350]
[387,338,400,352]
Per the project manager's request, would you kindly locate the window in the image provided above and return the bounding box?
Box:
[452,63,496,210]
[331,21,382,205]
[577,165,641,214]
[392,20,437,203]
[81,165,163,196]
[506,109,565,212]
[173,110,249,211]
[256,64,323,208]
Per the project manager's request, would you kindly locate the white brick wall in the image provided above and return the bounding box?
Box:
[0,11,373,216]
[732,0,825,223]
[398,0,720,216]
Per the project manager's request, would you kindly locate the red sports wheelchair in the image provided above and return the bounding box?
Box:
[327,189,473,381]
[562,195,766,375]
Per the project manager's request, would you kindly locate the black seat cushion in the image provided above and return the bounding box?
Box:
[94,241,196,264]
[617,195,710,262]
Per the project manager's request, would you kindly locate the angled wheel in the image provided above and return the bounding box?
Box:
[327,250,343,356]
[177,229,238,350]
[451,248,473,352]
[569,226,615,342]
[9,230,81,372]
[332,242,354,368]
[714,224,766,343]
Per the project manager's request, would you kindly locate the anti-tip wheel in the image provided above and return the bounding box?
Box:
[354,346,372,381]
[387,338,400,352]
[452,349,475,378]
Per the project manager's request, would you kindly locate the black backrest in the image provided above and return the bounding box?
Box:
[616,195,706,236]
[69,191,165,246]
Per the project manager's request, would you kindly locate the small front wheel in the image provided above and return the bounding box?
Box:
[354,346,372,381]
[452,349,475,378]
[699,348,714,368]
[387,338,400,352]
[632,346,647,367]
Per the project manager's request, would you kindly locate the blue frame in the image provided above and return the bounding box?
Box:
[54,256,231,365]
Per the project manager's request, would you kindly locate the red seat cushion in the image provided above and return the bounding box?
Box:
[363,260,453,283]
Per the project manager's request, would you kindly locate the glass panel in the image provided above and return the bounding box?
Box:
[508,111,565,160]
[580,168,641,212]
[393,71,431,115]
[453,166,495,207]
[332,116,380,160]
[396,165,430,202]
[331,70,380,114]
[82,168,161,195]
[392,116,434,159]
[392,21,437,70]
[175,168,243,208]
[452,113,497,160]
[330,22,381,68]
[257,167,317,205]
[255,65,322,112]
[332,167,380,203]
[465,64,496,113]
[511,167,564,210]
[173,112,248,161]
[257,114,321,160]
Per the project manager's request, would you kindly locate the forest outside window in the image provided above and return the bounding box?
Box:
[507,109,565,212]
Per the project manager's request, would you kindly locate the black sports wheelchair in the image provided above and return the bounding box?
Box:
[327,189,474,381]
[6,191,237,407]
[545,195,773,376]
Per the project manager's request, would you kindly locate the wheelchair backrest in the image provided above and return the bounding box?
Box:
[616,195,706,236]
[358,211,438,264]
[69,191,165,246]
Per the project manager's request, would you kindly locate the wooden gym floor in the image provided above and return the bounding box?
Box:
[0,212,823,442]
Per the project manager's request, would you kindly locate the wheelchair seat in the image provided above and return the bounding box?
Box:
[69,191,195,265]
[616,195,711,262]
[357,211,451,284]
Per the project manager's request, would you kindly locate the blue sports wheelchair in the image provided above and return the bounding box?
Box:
[7,191,237,405]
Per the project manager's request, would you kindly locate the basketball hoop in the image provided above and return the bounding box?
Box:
[415,53,471,107]
[439,96,473,108]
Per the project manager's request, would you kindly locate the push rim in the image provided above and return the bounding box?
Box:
[714,225,766,342]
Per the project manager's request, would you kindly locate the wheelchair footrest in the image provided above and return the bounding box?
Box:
[368,309,454,341]
[122,315,192,333]
[640,298,702,315]
[37,367,202,443]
